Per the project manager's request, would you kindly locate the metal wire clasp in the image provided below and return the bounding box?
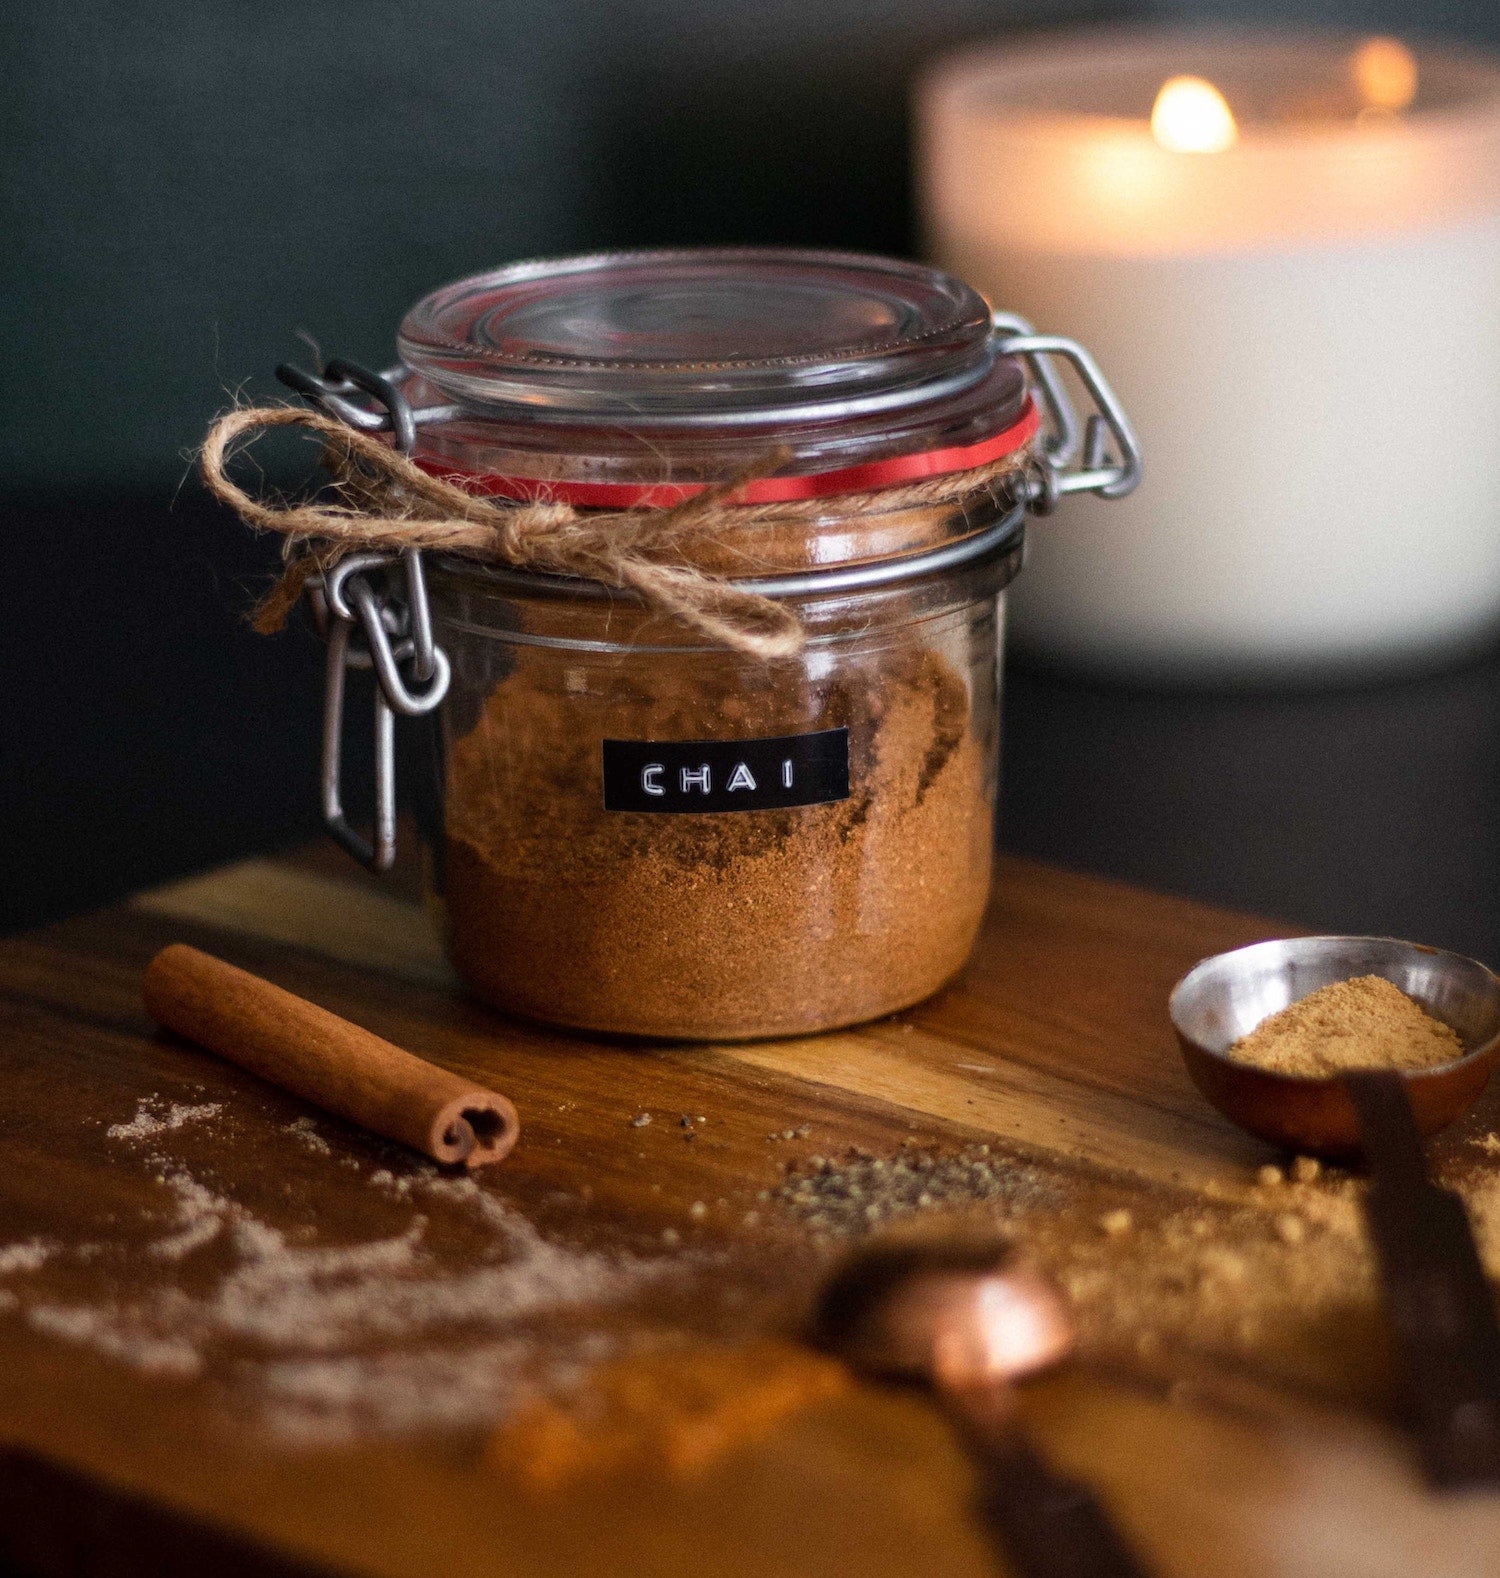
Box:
[991,313,1142,513]
[275,357,462,443]
[281,359,453,871]
[317,552,450,872]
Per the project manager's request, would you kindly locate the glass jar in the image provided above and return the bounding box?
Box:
[290,249,1139,1039]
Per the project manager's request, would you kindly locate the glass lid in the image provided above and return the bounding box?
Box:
[398,248,1020,428]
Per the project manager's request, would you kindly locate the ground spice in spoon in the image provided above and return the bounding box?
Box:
[1227,975,1464,1077]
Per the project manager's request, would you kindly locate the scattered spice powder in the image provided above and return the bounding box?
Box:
[441,644,991,1039]
[767,1139,1386,1398]
[0,1098,684,1442]
[105,1098,224,1142]
[1227,975,1464,1077]
[488,1339,848,1488]
[769,1143,1055,1237]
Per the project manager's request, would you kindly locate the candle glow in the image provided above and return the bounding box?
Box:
[920,30,1500,677]
[1351,36,1419,113]
[1150,75,1238,153]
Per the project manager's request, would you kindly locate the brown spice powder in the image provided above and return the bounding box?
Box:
[766,1141,1382,1400]
[441,643,991,1039]
[1227,974,1464,1077]
[488,1338,849,1487]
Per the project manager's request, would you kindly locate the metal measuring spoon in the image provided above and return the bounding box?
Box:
[1171,935,1500,1488]
[812,1236,1152,1578]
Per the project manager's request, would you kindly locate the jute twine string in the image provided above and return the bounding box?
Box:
[200,404,1031,658]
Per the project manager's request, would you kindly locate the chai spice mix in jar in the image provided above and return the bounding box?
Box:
[440,594,994,1037]
[205,250,1140,1038]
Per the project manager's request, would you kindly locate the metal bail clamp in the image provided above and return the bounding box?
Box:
[279,359,453,872]
[991,312,1142,515]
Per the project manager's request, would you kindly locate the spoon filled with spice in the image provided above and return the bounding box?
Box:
[1171,936,1500,1489]
[812,1234,1152,1578]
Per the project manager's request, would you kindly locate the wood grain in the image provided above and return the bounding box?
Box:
[0,847,1490,1577]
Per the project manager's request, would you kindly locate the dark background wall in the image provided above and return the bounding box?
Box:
[5,0,1500,946]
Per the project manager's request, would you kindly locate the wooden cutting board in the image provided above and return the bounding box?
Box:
[1,844,1499,1578]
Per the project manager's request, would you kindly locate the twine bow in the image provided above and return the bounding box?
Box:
[200,406,807,658]
[200,404,1032,658]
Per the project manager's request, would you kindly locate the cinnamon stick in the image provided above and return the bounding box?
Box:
[142,944,519,1167]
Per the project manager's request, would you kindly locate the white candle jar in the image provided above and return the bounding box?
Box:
[282,250,1138,1037]
[920,30,1500,682]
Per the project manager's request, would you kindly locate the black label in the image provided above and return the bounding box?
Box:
[601,728,850,814]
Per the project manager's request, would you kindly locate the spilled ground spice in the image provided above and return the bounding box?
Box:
[489,1338,848,1488]
[442,643,991,1039]
[768,1142,1050,1235]
[22,1093,1500,1446]
[0,1098,686,1443]
[767,1140,1383,1399]
[1227,975,1464,1077]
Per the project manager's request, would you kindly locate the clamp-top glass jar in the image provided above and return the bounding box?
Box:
[284,249,1139,1039]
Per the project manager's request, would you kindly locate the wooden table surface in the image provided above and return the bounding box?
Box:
[4,844,1500,1577]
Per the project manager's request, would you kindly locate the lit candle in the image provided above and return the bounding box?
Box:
[918,31,1500,680]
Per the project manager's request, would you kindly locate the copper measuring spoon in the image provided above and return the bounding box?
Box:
[812,1236,1151,1578]
[1171,936,1500,1488]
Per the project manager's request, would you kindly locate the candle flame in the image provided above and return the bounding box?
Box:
[1350,37,1418,113]
[1151,76,1238,153]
